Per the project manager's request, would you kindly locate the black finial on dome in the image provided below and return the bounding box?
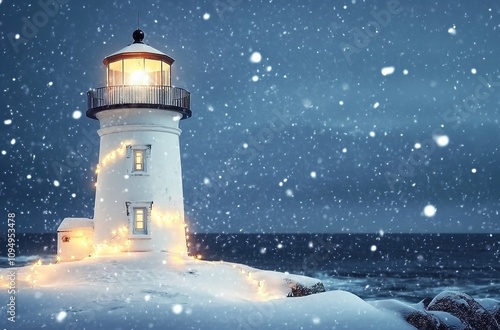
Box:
[133,29,144,44]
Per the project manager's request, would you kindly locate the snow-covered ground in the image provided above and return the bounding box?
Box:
[3,252,500,329]
[1,252,415,329]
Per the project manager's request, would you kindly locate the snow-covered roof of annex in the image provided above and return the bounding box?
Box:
[57,218,94,232]
[103,29,174,65]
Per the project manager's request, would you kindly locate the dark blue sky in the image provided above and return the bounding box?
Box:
[1,0,499,233]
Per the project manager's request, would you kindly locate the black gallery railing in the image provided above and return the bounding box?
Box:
[87,86,190,111]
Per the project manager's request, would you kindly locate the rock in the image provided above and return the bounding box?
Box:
[373,293,500,330]
[374,299,447,330]
[427,311,467,330]
[405,309,448,330]
[245,268,325,298]
[285,279,325,297]
[477,299,500,326]
[426,291,500,330]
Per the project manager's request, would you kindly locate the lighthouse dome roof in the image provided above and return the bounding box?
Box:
[103,29,174,65]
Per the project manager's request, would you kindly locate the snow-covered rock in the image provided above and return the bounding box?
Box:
[232,265,325,299]
[374,299,448,329]
[479,298,500,326]
[374,292,500,330]
[285,279,325,297]
[426,291,500,330]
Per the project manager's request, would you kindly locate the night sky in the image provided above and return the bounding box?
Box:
[1,0,499,234]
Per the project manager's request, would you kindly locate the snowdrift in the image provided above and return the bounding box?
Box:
[1,252,498,329]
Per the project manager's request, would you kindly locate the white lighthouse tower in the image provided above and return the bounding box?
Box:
[57,29,191,259]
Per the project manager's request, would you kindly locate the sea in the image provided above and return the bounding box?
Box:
[2,233,499,303]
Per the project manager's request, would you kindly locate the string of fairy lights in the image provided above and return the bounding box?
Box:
[3,215,194,289]
[0,140,200,289]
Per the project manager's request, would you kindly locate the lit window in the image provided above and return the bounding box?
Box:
[134,150,144,171]
[126,145,151,175]
[133,208,147,235]
[126,201,153,238]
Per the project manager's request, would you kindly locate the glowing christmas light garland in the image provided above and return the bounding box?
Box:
[95,140,132,174]
[25,260,42,288]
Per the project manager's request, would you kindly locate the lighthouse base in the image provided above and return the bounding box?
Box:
[128,237,153,252]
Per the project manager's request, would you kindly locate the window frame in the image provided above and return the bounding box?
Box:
[126,145,151,175]
[126,201,153,238]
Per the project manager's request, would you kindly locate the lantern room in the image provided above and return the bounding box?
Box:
[86,29,191,120]
[104,30,173,87]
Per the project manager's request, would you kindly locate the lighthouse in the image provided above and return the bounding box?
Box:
[57,29,191,260]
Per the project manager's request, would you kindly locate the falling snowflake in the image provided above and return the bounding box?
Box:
[423,204,437,218]
[249,52,262,63]
[381,66,395,76]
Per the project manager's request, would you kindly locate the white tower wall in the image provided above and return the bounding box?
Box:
[93,108,187,254]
